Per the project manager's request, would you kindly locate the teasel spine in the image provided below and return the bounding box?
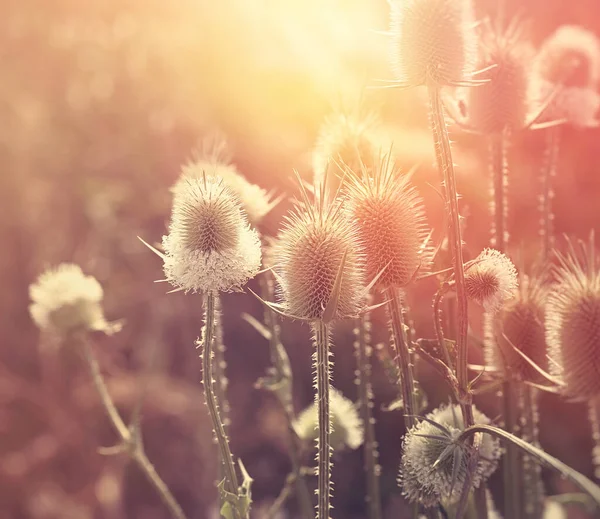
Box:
[353,307,383,519]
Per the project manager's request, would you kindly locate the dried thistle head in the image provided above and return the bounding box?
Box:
[389,0,477,87]
[546,234,600,400]
[484,273,548,381]
[464,248,518,312]
[273,182,366,321]
[29,264,118,335]
[344,154,431,290]
[399,404,501,508]
[467,19,535,134]
[163,174,262,293]
[293,387,364,451]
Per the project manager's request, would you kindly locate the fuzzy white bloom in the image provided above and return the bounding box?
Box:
[400,404,502,508]
[293,387,364,451]
[465,249,518,312]
[29,264,116,334]
[163,175,262,293]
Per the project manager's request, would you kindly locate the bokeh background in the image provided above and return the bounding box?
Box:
[2,0,600,517]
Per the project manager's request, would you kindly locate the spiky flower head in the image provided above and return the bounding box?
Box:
[399,404,501,508]
[162,175,261,293]
[467,20,535,134]
[389,0,477,87]
[293,387,364,451]
[29,264,118,335]
[344,155,430,290]
[313,112,382,191]
[546,234,600,400]
[464,248,518,312]
[272,183,366,321]
[484,273,548,381]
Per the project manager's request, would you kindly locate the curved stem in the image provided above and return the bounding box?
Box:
[313,320,332,519]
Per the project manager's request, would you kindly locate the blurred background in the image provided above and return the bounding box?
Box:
[2,0,600,517]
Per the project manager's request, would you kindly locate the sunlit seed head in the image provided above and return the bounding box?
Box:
[293,387,364,451]
[399,404,501,508]
[389,0,477,87]
[273,186,365,321]
[29,264,116,335]
[163,175,261,293]
[484,274,548,381]
[546,234,600,400]
[464,249,518,312]
[344,155,430,290]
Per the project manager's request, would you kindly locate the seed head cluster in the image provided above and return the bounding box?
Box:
[399,404,501,508]
[546,236,600,400]
[163,175,261,293]
[344,156,430,290]
[389,0,477,87]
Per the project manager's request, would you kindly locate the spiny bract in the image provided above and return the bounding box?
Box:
[546,235,600,400]
[389,0,477,87]
[344,155,430,290]
[293,387,364,451]
[29,263,115,335]
[399,404,501,508]
[464,248,518,312]
[162,175,261,293]
[273,187,366,321]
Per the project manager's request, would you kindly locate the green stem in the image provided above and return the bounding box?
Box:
[354,314,382,519]
[201,292,241,516]
[313,320,332,519]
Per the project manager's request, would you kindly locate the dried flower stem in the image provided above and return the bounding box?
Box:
[427,79,486,519]
[354,313,382,519]
[522,386,544,519]
[79,336,187,519]
[588,396,600,479]
[200,292,242,517]
[540,127,560,261]
[313,320,333,519]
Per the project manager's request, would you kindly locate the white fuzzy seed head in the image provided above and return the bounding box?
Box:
[464,248,518,312]
[273,188,366,321]
[389,0,477,86]
[345,155,431,289]
[29,264,114,335]
[399,404,501,508]
[163,175,261,293]
[546,235,600,400]
[293,387,364,451]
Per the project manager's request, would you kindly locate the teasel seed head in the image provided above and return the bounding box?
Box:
[484,273,548,381]
[546,234,600,400]
[163,174,262,294]
[344,154,431,290]
[293,387,364,451]
[464,248,518,312]
[29,264,119,335]
[399,404,501,508]
[389,0,477,87]
[272,183,366,321]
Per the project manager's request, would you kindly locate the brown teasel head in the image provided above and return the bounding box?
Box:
[546,234,600,400]
[344,153,431,290]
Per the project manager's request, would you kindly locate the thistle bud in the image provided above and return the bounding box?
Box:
[389,0,477,87]
[163,175,261,293]
[293,387,364,451]
[399,404,501,507]
[546,236,600,399]
[464,248,518,312]
[344,156,430,289]
[29,264,118,335]
[273,190,365,321]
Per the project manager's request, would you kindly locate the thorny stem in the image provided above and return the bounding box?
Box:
[522,386,544,519]
[313,320,333,519]
[354,313,383,519]
[432,283,454,372]
[540,126,560,262]
[588,396,600,479]
[386,288,416,430]
[79,336,187,519]
[200,292,242,517]
[427,79,486,519]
